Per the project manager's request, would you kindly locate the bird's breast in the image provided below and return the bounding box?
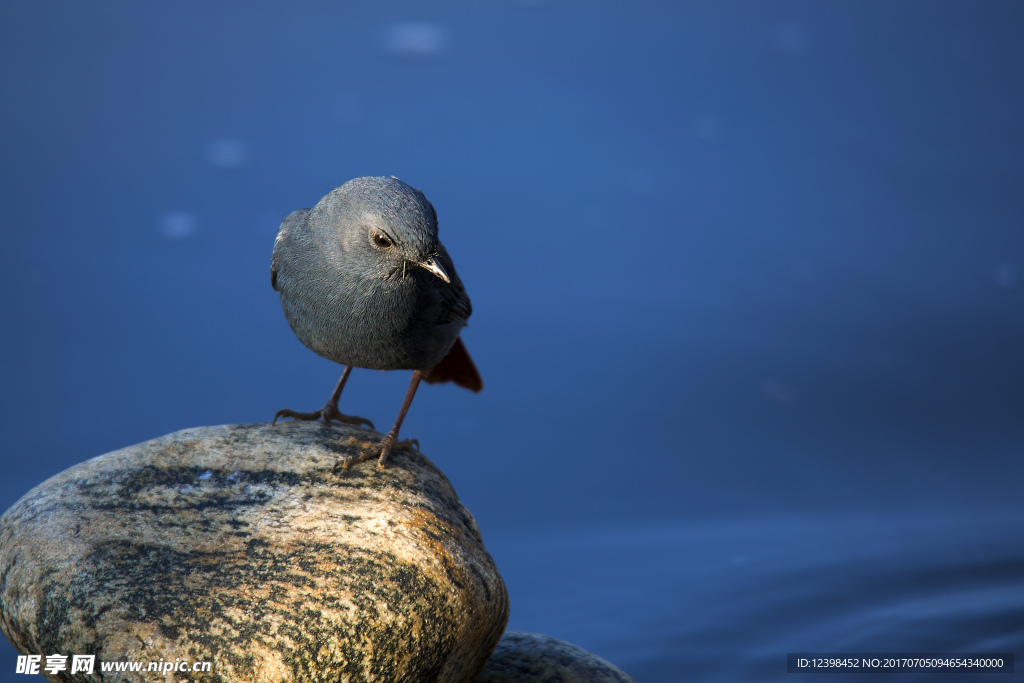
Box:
[280,266,461,372]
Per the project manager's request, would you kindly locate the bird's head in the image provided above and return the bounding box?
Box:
[323,176,450,282]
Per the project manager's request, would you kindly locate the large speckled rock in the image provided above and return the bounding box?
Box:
[0,422,509,682]
[475,632,635,683]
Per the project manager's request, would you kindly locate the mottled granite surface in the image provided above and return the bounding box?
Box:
[0,421,508,682]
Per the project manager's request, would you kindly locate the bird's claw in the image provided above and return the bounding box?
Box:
[322,404,375,429]
[272,405,374,429]
[272,408,317,425]
[332,435,420,472]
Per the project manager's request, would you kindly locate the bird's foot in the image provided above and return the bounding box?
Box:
[272,404,374,429]
[332,434,420,472]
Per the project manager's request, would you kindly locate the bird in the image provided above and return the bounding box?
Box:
[270,176,482,470]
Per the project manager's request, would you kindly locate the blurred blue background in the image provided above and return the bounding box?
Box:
[2,1,1023,680]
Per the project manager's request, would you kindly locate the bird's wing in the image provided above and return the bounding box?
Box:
[438,280,472,323]
[271,209,310,291]
[434,242,472,323]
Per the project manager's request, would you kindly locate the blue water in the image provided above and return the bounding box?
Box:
[2,2,1023,680]
[493,514,1024,681]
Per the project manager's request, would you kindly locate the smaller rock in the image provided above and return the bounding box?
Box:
[475,631,636,683]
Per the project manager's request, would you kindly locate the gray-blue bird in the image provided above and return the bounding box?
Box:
[271,176,481,469]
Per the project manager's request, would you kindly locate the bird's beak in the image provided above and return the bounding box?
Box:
[416,256,450,283]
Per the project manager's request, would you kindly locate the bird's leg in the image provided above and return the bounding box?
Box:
[334,370,423,472]
[273,366,375,429]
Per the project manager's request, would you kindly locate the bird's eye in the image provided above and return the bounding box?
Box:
[372,231,393,249]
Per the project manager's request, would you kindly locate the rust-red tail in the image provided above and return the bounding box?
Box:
[423,336,483,392]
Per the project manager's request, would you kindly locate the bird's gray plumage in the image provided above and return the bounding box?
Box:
[271,176,472,372]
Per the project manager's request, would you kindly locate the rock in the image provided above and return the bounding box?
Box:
[0,421,509,682]
[475,632,635,683]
